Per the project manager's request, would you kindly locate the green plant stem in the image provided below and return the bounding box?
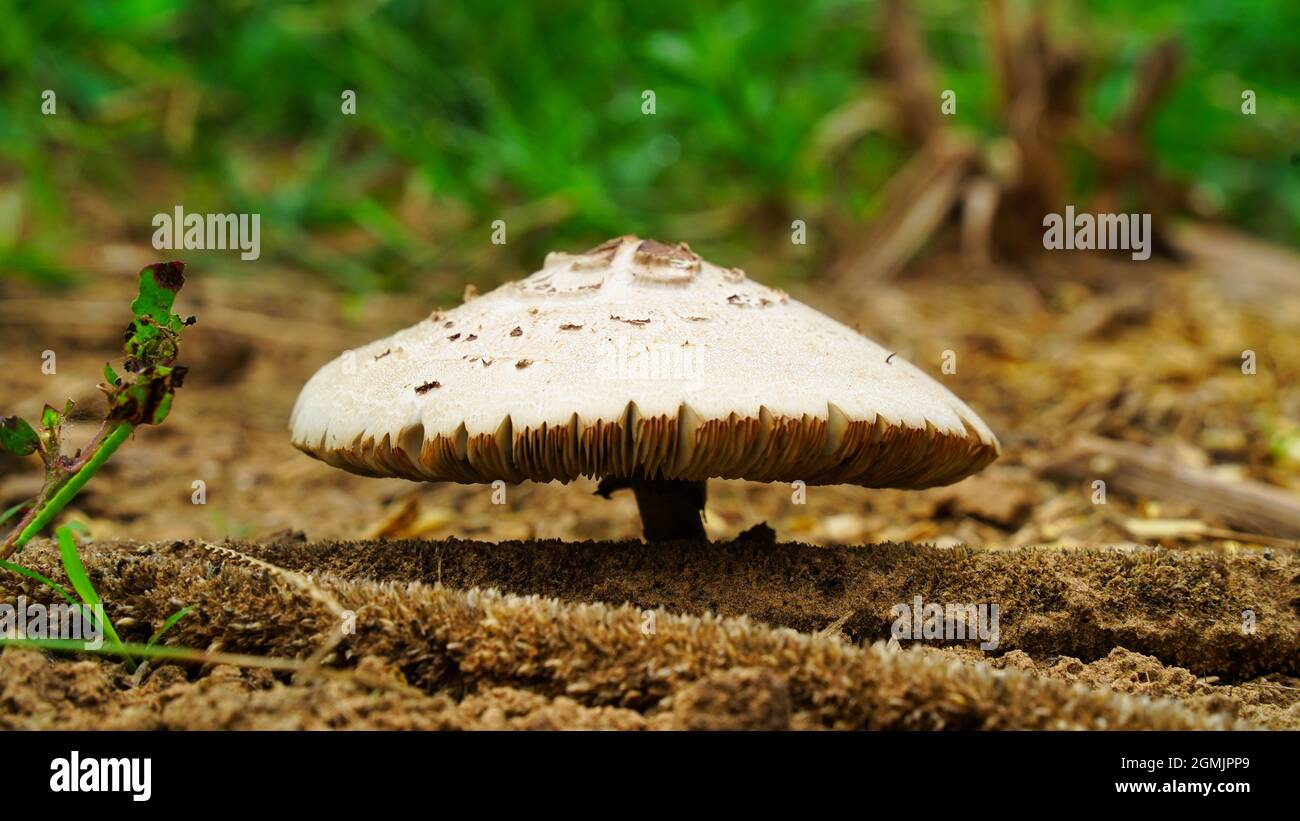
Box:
[3,422,134,558]
[0,637,304,672]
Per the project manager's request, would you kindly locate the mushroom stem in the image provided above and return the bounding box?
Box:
[630,479,708,541]
[596,476,708,541]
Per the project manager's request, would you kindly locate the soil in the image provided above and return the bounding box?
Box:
[2,537,1294,729]
[1,233,1299,729]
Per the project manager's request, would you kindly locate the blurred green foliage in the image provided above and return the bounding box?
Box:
[0,0,1295,292]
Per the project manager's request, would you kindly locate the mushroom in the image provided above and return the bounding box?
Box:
[290,236,999,541]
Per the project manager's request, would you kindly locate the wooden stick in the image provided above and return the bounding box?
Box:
[986,0,1017,117]
[1117,38,1183,137]
[881,0,942,145]
[827,136,975,289]
[1088,37,1184,232]
[1041,434,1300,539]
[960,177,1000,269]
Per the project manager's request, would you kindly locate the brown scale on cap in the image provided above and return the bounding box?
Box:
[631,239,701,285]
[584,236,632,256]
[633,238,699,264]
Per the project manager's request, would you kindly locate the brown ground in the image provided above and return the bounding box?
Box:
[2,537,1295,729]
[1,226,1299,729]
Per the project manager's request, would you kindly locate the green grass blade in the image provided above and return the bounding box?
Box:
[0,558,79,606]
[0,501,30,527]
[55,525,101,607]
[54,524,133,669]
[0,637,302,672]
[146,606,194,650]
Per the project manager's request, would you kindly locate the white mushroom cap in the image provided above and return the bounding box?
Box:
[291,236,999,488]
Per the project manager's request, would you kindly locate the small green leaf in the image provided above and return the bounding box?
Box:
[104,363,119,385]
[107,364,187,426]
[0,416,40,456]
[151,392,174,425]
[130,261,186,330]
[41,404,61,431]
[125,261,187,369]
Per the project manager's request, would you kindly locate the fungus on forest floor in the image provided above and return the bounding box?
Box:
[290,236,999,540]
